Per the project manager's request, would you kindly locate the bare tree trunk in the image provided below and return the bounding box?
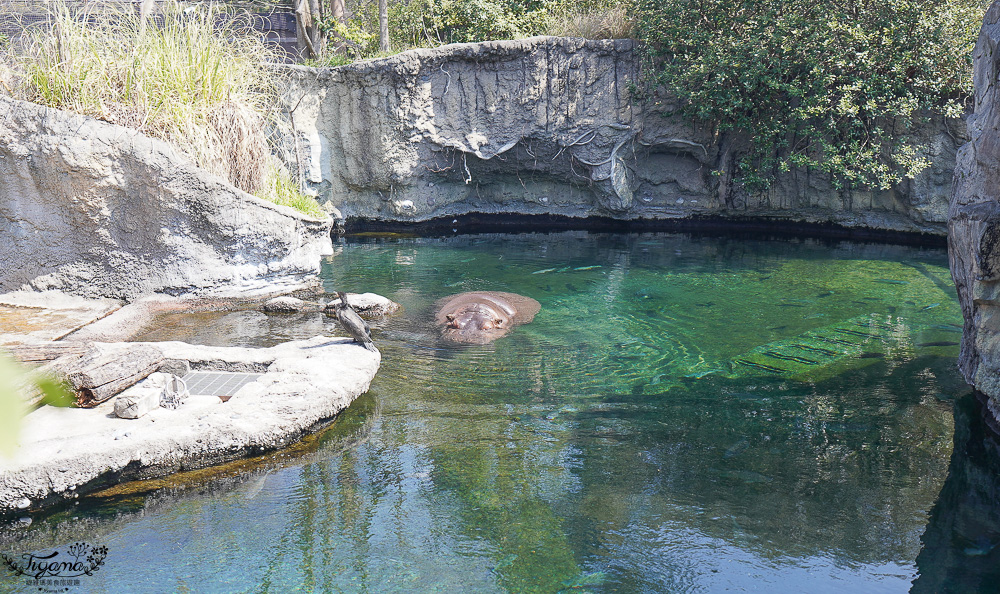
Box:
[308,0,326,55]
[295,0,319,58]
[327,0,347,54]
[331,0,345,23]
[379,0,389,53]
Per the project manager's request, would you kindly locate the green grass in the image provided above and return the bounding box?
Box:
[259,165,327,218]
[4,0,323,217]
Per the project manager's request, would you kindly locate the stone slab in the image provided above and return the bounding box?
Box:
[0,291,122,344]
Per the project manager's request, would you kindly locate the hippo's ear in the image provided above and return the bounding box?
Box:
[446,314,456,321]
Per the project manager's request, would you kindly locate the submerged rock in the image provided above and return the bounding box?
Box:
[262,296,308,313]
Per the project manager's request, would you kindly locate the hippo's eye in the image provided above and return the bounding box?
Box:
[494,319,504,327]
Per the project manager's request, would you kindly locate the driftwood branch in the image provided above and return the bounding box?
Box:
[553,130,598,160]
[574,136,632,168]
[637,136,709,157]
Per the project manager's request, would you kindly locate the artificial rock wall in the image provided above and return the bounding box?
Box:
[281,36,965,235]
[950,0,1000,414]
[0,96,333,301]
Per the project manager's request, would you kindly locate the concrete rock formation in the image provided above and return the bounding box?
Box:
[0,336,379,517]
[950,0,1000,418]
[0,96,333,301]
[281,36,965,235]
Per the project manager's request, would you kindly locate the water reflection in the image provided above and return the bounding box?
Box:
[0,232,984,592]
[913,392,1000,593]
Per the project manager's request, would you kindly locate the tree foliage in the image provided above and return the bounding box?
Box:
[324,0,582,59]
[0,355,73,458]
[633,0,985,192]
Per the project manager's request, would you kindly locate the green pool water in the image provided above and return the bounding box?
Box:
[3,231,995,593]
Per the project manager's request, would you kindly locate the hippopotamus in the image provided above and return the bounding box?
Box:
[435,291,541,344]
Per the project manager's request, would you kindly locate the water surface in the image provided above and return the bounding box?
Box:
[1,231,987,593]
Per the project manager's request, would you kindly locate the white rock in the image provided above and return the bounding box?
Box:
[326,292,400,316]
[263,296,306,313]
[114,388,161,419]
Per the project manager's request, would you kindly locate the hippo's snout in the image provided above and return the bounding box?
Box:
[446,309,501,331]
[440,304,508,343]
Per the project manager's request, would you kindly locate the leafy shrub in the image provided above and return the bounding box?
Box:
[331,0,554,54]
[320,0,631,61]
[634,0,985,192]
[318,14,381,60]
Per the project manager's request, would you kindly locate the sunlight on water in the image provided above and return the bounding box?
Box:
[1,231,983,593]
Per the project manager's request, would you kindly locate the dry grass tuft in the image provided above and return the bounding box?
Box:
[207,101,270,197]
[3,1,321,216]
[544,3,635,40]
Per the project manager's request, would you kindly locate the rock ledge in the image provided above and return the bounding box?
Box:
[0,336,379,517]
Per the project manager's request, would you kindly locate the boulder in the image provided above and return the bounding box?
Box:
[324,292,400,317]
[262,296,308,313]
[0,96,333,301]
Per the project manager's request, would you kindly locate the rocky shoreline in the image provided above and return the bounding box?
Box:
[0,292,385,520]
[949,0,1000,424]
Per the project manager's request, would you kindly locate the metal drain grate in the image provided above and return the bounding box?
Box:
[181,372,262,398]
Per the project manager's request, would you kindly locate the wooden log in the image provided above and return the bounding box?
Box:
[15,353,84,409]
[40,352,87,376]
[3,342,90,365]
[68,344,164,408]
